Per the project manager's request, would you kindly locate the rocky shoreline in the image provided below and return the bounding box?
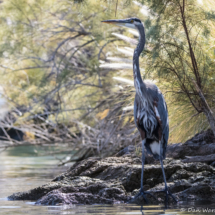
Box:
[8,130,215,205]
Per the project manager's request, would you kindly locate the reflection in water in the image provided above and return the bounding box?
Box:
[0,146,215,214]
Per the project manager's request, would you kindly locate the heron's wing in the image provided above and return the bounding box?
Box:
[157,93,169,158]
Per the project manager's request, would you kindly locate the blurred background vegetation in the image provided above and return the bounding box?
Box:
[0,0,215,161]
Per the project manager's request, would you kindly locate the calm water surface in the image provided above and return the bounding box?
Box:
[0,146,215,215]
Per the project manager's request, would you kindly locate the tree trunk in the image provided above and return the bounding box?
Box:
[179,1,215,135]
[192,79,215,137]
[203,108,215,137]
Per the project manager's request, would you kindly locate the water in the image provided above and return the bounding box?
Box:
[0,146,215,215]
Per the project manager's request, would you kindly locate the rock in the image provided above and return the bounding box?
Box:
[166,129,215,160]
[210,161,215,167]
[182,154,215,163]
[8,153,215,205]
[36,183,129,205]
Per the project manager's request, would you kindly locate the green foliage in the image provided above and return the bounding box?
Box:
[1,0,215,146]
[139,0,215,141]
[0,0,141,138]
[99,0,215,142]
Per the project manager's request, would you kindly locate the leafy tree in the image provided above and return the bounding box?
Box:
[99,0,215,142]
[0,0,143,156]
[136,0,215,136]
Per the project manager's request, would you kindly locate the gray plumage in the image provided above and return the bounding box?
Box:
[134,86,169,160]
[131,17,169,161]
[102,17,177,203]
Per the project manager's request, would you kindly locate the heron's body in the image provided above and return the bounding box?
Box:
[131,18,169,161]
[134,85,168,160]
[102,17,176,204]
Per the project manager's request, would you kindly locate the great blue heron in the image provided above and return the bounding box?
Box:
[102,18,177,203]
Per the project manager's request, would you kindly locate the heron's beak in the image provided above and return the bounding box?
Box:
[101,19,135,29]
[102,19,127,27]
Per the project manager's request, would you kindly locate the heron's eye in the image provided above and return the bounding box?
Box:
[130,20,134,23]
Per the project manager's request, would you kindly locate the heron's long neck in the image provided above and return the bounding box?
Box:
[133,25,146,93]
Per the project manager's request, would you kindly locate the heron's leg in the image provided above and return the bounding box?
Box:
[134,139,156,203]
[140,139,146,191]
[154,158,177,203]
[160,159,168,190]
[136,119,146,191]
[133,119,156,203]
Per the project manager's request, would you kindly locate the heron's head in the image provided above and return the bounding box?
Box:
[101,17,142,30]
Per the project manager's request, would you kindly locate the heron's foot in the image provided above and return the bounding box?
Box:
[153,187,177,203]
[134,188,157,204]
